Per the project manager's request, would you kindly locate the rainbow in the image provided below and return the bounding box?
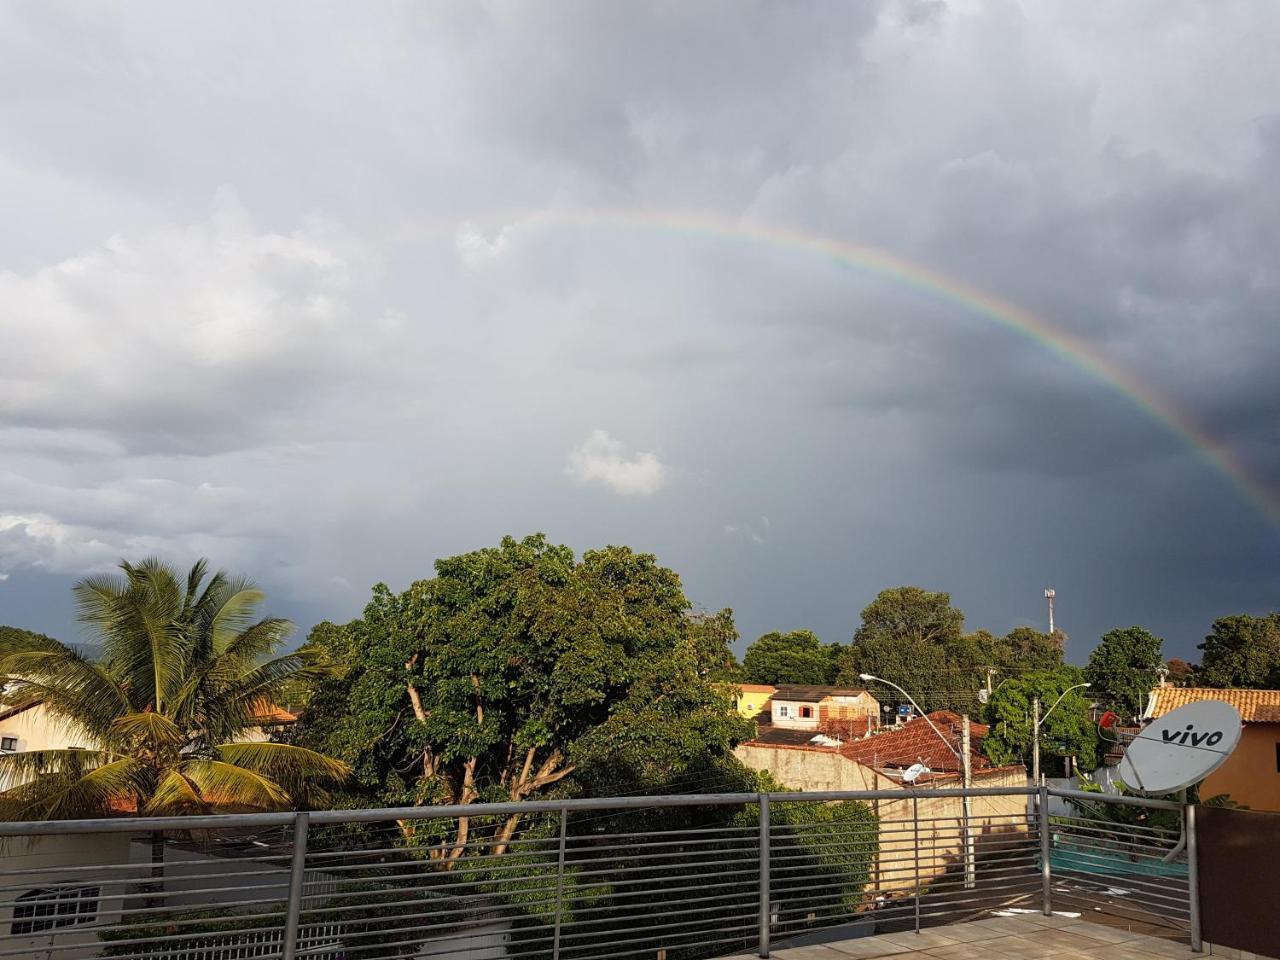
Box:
[425,206,1279,524]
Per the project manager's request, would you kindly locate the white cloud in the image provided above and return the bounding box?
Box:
[0,514,135,575]
[0,196,385,451]
[565,429,668,497]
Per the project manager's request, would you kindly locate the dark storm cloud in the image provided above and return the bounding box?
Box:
[1,1,1278,662]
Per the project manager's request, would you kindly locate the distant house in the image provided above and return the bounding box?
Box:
[736,710,1027,893]
[730,683,777,720]
[766,684,880,733]
[1141,686,1280,812]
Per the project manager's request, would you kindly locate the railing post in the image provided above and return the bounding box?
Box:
[282,811,309,960]
[552,808,568,960]
[1038,785,1051,916]
[758,793,770,959]
[1186,801,1201,952]
[912,793,921,934]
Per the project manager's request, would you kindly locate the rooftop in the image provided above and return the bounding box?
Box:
[839,710,992,774]
[1145,686,1280,723]
[772,684,870,702]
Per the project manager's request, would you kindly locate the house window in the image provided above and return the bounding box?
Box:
[12,886,100,935]
[800,706,813,719]
[777,705,790,718]
[0,737,16,752]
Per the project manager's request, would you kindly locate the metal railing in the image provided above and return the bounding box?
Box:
[0,785,1196,960]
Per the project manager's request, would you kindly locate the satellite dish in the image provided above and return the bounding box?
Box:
[902,763,930,784]
[1117,700,1242,794]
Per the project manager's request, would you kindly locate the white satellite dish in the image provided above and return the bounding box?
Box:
[1118,700,1242,794]
[902,763,930,784]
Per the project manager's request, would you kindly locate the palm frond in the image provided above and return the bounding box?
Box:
[78,561,190,712]
[108,712,186,753]
[216,741,350,798]
[0,638,129,735]
[207,583,268,654]
[145,769,208,815]
[180,559,210,622]
[0,755,148,821]
[178,759,290,811]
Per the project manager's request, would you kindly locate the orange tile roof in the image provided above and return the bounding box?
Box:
[736,684,777,694]
[840,710,992,773]
[1147,687,1280,723]
[251,702,298,724]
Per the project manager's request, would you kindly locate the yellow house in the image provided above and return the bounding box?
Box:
[730,683,776,719]
[1143,686,1280,812]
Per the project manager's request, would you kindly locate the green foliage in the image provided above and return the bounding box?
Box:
[290,534,754,857]
[999,627,1066,673]
[1085,626,1164,722]
[837,587,980,712]
[1196,613,1280,689]
[743,629,840,685]
[686,608,744,682]
[0,558,347,821]
[768,796,878,914]
[836,587,1068,716]
[982,667,1100,772]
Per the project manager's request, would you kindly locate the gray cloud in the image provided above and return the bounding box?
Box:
[1,1,1278,660]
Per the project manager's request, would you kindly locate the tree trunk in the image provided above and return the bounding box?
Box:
[144,830,165,910]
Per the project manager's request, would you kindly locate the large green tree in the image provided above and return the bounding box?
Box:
[0,559,348,821]
[837,587,982,712]
[982,667,1100,773]
[1085,626,1164,722]
[1197,613,1280,689]
[742,629,839,685]
[290,534,753,865]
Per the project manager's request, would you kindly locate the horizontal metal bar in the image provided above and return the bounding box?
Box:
[1048,786,1184,811]
[0,787,1037,836]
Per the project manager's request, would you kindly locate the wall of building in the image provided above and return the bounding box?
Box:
[770,699,822,730]
[735,744,1029,894]
[1200,722,1280,812]
[0,703,94,754]
[734,688,775,720]
[0,833,132,960]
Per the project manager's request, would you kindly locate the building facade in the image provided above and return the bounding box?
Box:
[1143,686,1280,812]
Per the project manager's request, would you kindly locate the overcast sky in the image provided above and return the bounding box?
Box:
[2,1,1278,664]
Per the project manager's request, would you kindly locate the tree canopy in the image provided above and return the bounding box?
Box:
[1085,626,1164,722]
[982,666,1100,773]
[289,534,753,864]
[742,629,839,685]
[834,587,1063,715]
[1196,613,1280,689]
[0,558,348,821]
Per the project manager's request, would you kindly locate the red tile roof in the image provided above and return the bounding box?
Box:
[736,684,777,694]
[839,711,992,773]
[250,702,297,724]
[1147,687,1280,724]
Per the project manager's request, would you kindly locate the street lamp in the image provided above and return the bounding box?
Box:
[1032,683,1091,785]
[859,673,975,889]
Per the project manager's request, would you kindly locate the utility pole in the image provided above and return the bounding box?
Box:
[960,715,975,890]
[1031,697,1041,786]
[985,667,997,700]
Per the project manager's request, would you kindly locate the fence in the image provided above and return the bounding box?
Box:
[0,786,1196,960]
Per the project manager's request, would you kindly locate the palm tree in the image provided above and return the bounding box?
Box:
[0,558,350,823]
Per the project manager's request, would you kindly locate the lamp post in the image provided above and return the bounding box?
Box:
[859,673,975,890]
[1032,683,1090,786]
